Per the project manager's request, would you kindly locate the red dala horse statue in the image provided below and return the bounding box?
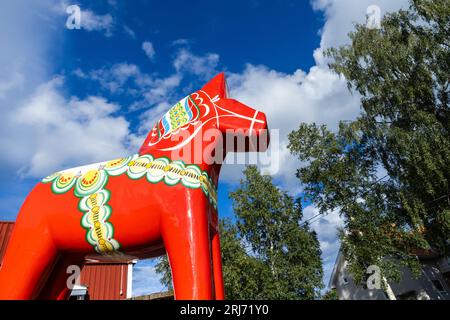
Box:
[0,73,269,300]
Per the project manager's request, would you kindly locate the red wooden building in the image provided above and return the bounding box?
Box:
[0,221,136,300]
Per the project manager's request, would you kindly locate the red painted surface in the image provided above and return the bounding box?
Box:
[0,73,269,300]
[1,221,132,300]
[0,222,15,265]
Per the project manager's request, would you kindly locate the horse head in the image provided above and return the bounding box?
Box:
[139,73,269,164]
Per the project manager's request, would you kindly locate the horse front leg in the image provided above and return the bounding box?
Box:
[211,231,225,300]
[161,200,213,300]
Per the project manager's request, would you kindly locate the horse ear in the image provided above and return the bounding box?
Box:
[201,72,228,100]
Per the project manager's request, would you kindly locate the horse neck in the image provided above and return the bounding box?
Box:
[140,119,225,185]
[139,91,256,183]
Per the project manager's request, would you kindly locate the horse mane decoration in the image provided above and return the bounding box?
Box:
[0,73,269,300]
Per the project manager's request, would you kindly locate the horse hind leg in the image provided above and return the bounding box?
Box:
[0,220,59,300]
[37,253,86,300]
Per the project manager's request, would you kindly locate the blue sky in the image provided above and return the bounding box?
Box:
[0,0,409,297]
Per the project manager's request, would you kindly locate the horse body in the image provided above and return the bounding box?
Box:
[26,171,169,252]
[0,73,268,300]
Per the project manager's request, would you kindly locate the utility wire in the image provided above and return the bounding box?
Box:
[299,174,390,227]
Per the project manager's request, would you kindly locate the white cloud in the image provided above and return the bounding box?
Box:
[0,1,54,87]
[81,10,114,36]
[11,77,136,178]
[0,1,133,198]
[173,48,220,80]
[74,48,217,109]
[303,205,345,290]
[171,38,191,46]
[0,72,24,99]
[124,25,136,39]
[53,1,114,36]
[140,74,182,109]
[76,63,149,95]
[142,41,156,60]
[303,206,344,243]
[132,259,166,297]
[74,62,182,112]
[0,0,61,179]
[107,0,118,8]
[219,63,360,189]
[73,47,219,115]
[312,0,410,65]
[230,64,359,136]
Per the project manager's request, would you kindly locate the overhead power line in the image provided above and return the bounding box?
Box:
[299,174,390,227]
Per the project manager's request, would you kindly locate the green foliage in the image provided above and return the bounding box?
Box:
[218,219,268,299]
[155,218,273,299]
[322,289,339,300]
[288,0,449,285]
[155,166,324,299]
[229,165,323,299]
[154,255,173,292]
